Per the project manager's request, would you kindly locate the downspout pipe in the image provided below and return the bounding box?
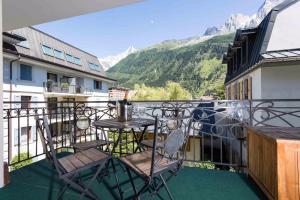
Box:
[8,55,20,164]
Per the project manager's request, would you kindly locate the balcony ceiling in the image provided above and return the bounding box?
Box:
[3,0,142,31]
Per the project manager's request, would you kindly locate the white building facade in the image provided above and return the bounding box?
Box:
[2,27,116,164]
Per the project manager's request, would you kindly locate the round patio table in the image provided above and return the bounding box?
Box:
[93,118,155,156]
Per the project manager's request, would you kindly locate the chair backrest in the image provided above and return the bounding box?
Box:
[36,117,52,163]
[164,118,191,160]
[37,116,64,175]
[150,117,192,178]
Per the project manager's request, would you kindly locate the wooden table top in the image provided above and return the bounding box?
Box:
[93,118,155,129]
[247,126,300,141]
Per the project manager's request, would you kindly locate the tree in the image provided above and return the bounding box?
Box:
[131,81,192,100]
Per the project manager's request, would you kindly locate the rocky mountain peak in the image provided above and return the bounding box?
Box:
[204,0,286,36]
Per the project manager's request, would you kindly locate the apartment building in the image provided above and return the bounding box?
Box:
[223,0,300,100]
[2,27,116,162]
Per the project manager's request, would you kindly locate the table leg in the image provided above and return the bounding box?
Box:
[111,128,122,156]
[133,126,148,153]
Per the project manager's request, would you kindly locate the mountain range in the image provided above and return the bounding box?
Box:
[100,0,284,71]
[106,0,286,98]
[204,0,285,36]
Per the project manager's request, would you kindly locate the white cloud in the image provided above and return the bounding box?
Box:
[149,19,155,24]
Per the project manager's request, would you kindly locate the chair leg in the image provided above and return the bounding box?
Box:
[126,167,137,197]
[111,159,123,200]
[79,159,109,200]
[63,176,98,200]
[160,174,174,200]
[57,183,69,200]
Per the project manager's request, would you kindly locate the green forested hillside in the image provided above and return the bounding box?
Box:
[107,34,234,98]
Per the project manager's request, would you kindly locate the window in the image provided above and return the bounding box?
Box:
[14,126,35,145]
[21,126,32,143]
[66,54,74,63]
[14,33,30,48]
[73,57,81,65]
[54,49,64,60]
[18,40,30,48]
[47,97,58,118]
[42,44,54,56]
[47,73,58,83]
[21,96,31,109]
[20,64,32,81]
[89,62,100,71]
[94,80,102,90]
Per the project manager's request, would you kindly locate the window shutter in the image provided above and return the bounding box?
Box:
[239,81,243,100]
[237,83,239,100]
[248,77,252,100]
[243,79,248,100]
[31,96,39,108]
[14,95,21,109]
[231,84,234,100]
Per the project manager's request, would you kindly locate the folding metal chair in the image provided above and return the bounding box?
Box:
[73,112,113,152]
[120,117,192,200]
[139,108,186,150]
[36,116,111,200]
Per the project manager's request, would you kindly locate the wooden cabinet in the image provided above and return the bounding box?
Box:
[247,127,300,200]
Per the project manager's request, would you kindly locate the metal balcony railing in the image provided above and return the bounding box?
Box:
[43,82,93,95]
[3,99,300,171]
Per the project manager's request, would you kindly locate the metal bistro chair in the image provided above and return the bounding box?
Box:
[73,107,114,152]
[139,111,186,150]
[36,116,111,200]
[120,116,192,200]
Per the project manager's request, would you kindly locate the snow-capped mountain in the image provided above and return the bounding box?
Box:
[100,0,285,69]
[148,0,286,50]
[204,0,285,36]
[99,45,138,71]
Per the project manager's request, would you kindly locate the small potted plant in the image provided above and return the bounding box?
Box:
[61,82,70,93]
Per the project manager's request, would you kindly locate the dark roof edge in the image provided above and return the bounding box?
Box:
[273,0,299,11]
[29,27,99,59]
[3,32,27,42]
[3,49,117,82]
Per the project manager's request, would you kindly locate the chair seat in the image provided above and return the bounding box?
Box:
[140,139,164,148]
[58,148,109,173]
[120,150,176,176]
[73,140,112,151]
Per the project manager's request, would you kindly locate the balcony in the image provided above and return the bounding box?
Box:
[2,99,300,199]
[0,155,264,199]
[43,82,93,96]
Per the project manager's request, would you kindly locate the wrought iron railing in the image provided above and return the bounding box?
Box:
[3,99,300,171]
[43,82,93,95]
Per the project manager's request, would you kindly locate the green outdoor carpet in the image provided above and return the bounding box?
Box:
[0,155,266,200]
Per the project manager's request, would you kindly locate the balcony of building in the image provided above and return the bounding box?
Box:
[44,74,93,97]
[1,99,300,199]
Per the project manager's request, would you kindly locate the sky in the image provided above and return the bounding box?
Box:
[35,0,264,58]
